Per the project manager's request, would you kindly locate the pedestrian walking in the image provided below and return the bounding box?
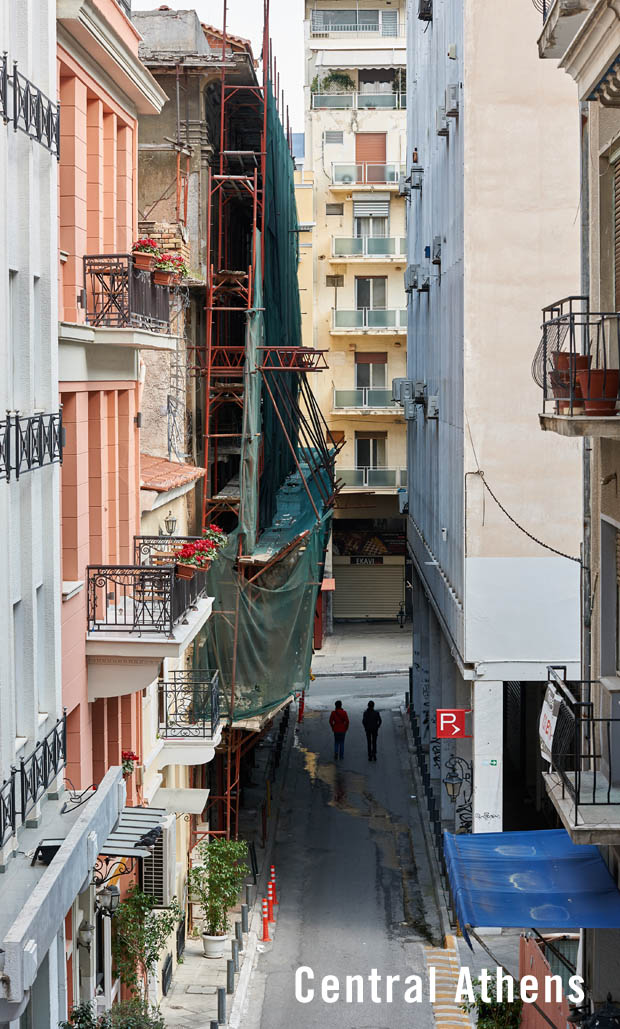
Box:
[362,701,382,761]
[329,700,349,760]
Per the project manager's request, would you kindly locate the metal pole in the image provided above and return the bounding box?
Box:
[241,903,249,933]
[227,958,235,994]
[232,938,239,972]
[235,920,243,951]
[217,986,226,1025]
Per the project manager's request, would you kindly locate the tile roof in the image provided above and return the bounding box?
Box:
[141,454,205,493]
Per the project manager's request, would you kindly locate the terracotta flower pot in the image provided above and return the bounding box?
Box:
[133,252,156,271]
[550,352,590,413]
[153,269,175,286]
[176,562,195,579]
[576,368,620,416]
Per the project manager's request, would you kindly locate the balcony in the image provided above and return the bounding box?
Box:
[332,308,407,333]
[331,163,405,189]
[312,92,406,110]
[534,296,620,438]
[0,714,66,847]
[1,410,63,483]
[85,537,213,700]
[542,667,620,843]
[310,14,400,37]
[333,388,401,413]
[156,670,223,768]
[339,467,407,490]
[82,254,175,349]
[536,0,594,60]
[332,236,406,261]
[1,53,60,158]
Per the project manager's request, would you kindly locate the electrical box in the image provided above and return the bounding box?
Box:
[410,167,424,191]
[436,107,449,137]
[418,0,432,19]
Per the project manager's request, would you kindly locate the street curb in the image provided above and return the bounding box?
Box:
[228,704,297,1025]
[312,667,409,678]
[400,704,453,944]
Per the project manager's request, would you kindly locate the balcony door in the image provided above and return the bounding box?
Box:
[354,198,390,240]
[355,352,387,390]
[355,132,386,183]
[355,431,386,469]
[356,276,386,311]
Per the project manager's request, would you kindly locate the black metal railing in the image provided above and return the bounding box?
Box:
[20,713,67,822]
[134,535,204,566]
[532,0,551,20]
[532,295,620,416]
[83,255,170,333]
[0,772,17,848]
[176,916,186,961]
[1,411,63,483]
[159,670,220,739]
[544,667,620,822]
[87,564,208,635]
[1,53,60,158]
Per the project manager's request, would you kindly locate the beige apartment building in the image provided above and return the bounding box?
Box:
[300,0,408,620]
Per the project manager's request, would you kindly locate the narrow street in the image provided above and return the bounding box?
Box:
[243,676,441,1029]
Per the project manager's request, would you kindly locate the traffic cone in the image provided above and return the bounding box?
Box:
[261,899,270,942]
[270,865,278,905]
[267,881,275,922]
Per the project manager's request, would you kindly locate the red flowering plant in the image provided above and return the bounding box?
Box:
[202,523,228,548]
[154,252,188,277]
[176,539,218,569]
[131,237,160,256]
[122,750,140,776]
[168,252,188,278]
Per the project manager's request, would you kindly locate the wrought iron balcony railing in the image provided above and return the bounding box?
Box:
[333,387,399,409]
[0,410,63,483]
[1,53,60,158]
[134,534,205,566]
[331,162,404,185]
[310,14,399,36]
[532,0,551,20]
[312,92,406,110]
[543,667,620,823]
[87,564,208,635]
[159,670,220,740]
[21,713,67,822]
[332,308,407,331]
[332,236,407,258]
[338,467,407,488]
[0,772,16,848]
[83,254,171,333]
[532,296,620,417]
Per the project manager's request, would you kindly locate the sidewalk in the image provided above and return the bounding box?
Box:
[312,621,411,676]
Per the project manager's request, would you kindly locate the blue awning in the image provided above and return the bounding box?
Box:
[444,828,620,948]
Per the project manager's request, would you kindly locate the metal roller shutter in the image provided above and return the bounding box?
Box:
[355,132,386,164]
[333,563,405,619]
[353,200,390,218]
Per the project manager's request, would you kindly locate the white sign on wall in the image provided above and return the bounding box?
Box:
[539,683,562,764]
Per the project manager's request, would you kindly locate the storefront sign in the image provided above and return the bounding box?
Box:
[351,556,383,565]
[539,683,561,763]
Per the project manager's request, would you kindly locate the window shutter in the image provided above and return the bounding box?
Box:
[326,203,344,216]
[355,132,386,164]
[324,130,344,145]
[381,10,398,35]
[355,430,387,440]
[355,352,387,364]
[353,200,390,218]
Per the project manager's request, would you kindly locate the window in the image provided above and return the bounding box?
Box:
[355,352,387,389]
[355,432,386,468]
[355,215,388,238]
[326,203,344,216]
[311,9,397,35]
[324,131,344,146]
[356,276,387,310]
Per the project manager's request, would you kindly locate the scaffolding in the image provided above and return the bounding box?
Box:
[189,0,341,842]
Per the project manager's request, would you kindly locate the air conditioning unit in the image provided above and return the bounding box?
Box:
[392,377,408,402]
[432,236,442,265]
[418,0,433,19]
[404,400,417,421]
[436,106,449,137]
[446,84,459,118]
[400,380,415,402]
[398,173,411,198]
[417,273,430,293]
[404,265,419,293]
[410,167,424,191]
[142,814,176,907]
[427,395,439,419]
[414,380,426,402]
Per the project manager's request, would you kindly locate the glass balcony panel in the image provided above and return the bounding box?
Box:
[357,93,397,109]
[399,237,407,256]
[366,309,393,328]
[399,469,408,488]
[367,237,396,256]
[367,388,395,407]
[312,93,354,109]
[365,163,401,183]
[334,237,364,256]
[333,309,364,328]
[339,468,365,486]
[399,308,408,328]
[367,467,397,487]
[334,389,364,407]
[332,163,362,184]
[399,93,407,108]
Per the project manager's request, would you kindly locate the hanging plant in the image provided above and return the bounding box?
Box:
[121,750,139,777]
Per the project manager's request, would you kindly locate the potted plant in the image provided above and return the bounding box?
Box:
[121,749,139,778]
[132,238,160,272]
[202,523,228,547]
[188,838,249,958]
[577,366,620,416]
[168,252,188,284]
[175,540,217,579]
[549,351,590,413]
[153,252,180,287]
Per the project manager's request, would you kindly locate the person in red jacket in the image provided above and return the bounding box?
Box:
[329,700,350,760]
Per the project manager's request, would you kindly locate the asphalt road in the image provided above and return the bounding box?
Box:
[242,675,440,1029]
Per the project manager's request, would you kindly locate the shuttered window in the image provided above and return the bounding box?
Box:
[615,161,620,309]
[354,351,387,364]
[355,132,386,165]
[324,130,344,145]
[381,10,398,35]
[326,429,345,446]
[326,203,344,215]
[353,200,390,218]
[333,563,405,619]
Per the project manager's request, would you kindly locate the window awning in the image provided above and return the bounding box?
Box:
[152,787,210,815]
[445,829,620,948]
[100,806,167,858]
[315,50,405,69]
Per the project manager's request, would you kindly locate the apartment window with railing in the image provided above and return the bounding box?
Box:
[355,431,386,468]
[311,8,398,35]
[355,353,387,390]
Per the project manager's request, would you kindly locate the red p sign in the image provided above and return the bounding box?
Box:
[436,709,468,738]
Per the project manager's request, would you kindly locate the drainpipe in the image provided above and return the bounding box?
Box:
[580,101,591,691]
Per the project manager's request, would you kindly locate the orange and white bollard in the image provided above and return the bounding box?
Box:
[267,881,275,922]
[261,898,271,942]
[270,865,278,905]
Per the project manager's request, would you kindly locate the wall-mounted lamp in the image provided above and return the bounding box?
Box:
[443,768,463,801]
[77,921,95,951]
[163,510,177,536]
[96,883,121,917]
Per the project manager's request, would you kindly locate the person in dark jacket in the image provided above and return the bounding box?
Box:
[329,700,350,760]
[362,701,382,761]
